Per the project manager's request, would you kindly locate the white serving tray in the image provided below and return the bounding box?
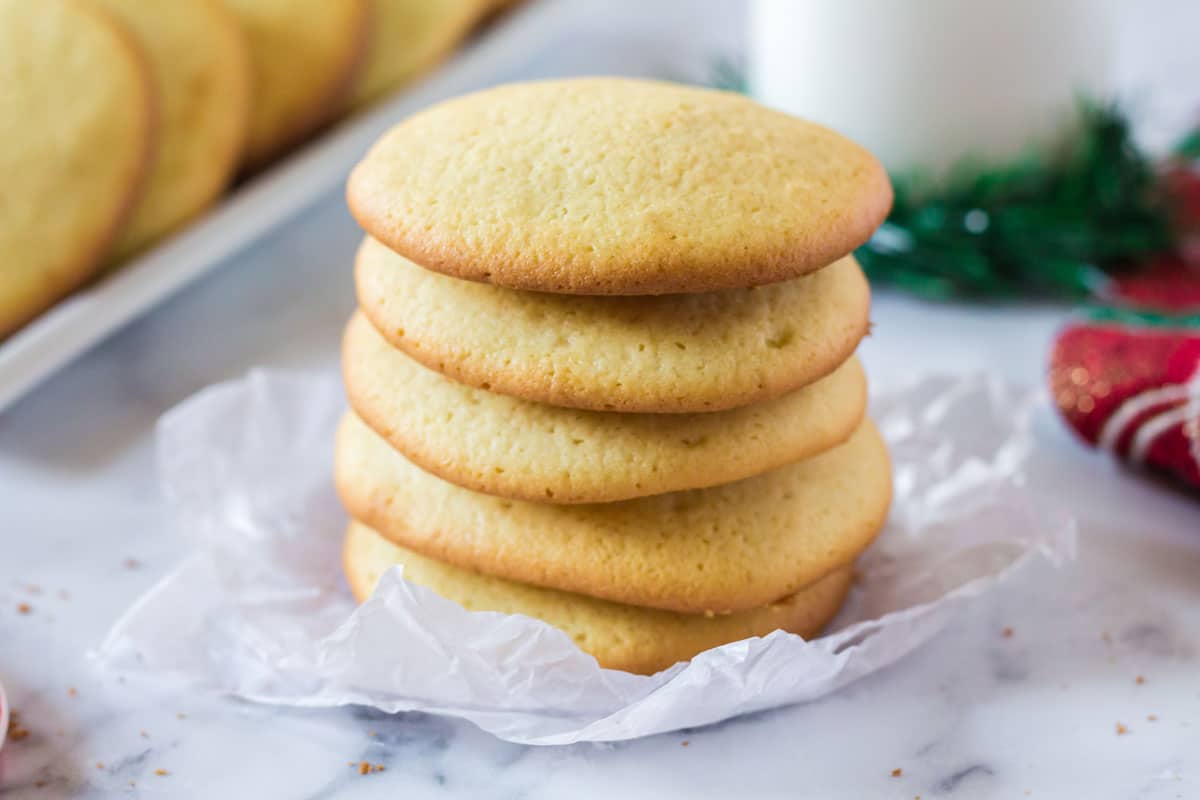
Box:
[0,0,572,413]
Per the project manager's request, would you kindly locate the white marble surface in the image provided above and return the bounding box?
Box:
[2,2,1200,797]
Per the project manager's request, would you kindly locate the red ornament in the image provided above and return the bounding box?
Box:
[1106,256,1200,311]
[1049,142,1200,492]
[1051,239,1200,493]
[1050,324,1200,491]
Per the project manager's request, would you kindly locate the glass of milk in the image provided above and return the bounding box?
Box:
[748,0,1123,175]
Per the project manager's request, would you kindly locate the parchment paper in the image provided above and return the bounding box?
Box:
[97,371,1075,744]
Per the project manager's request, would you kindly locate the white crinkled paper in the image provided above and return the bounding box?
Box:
[97,370,1075,744]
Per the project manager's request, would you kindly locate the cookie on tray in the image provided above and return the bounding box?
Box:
[0,0,155,337]
[98,0,251,259]
[224,0,369,166]
[347,0,488,109]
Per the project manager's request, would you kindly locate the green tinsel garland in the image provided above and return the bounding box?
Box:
[854,102,1174,299]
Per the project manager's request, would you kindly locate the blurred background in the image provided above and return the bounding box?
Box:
[4,0,1199,491]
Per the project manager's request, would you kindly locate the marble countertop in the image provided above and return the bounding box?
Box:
[2,2,1199,797]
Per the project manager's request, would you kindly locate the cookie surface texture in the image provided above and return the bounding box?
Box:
[336,413,892,614]
[355,237,871,412]
[344,521,854,675]
[348,78,891,294]
[0,0,155,337]
[343,311,867,503]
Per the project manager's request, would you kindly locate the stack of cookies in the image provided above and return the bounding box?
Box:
[336,78,894,675]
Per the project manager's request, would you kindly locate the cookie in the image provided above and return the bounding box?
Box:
[98,0,251,260]
[344,521,854,675]
[347,0,487,109]
[336,413,891,614]
[0,0,155,337]
[355,236,871,413]
[343,311,867,503]
[347,78,891,295]
[225,0,369,167]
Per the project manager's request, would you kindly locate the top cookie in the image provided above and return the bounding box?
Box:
[348,78,891,295]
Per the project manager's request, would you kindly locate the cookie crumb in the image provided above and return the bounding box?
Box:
[24,584,42,595]
[176,712,186,720]
[1135,675,1145,685]
[681,740,689,747]
[7,712,30,742]
[17,603,31,614]
[359,761,370,775]
[1001,627,1014,638]
[1147,714,1158,722]
[34,781,47,789]
[373,764,385,773]
[124,558,141,570]
[369,729,378,738]
[96,762,104,769]
[891,768,903,777]
[1116,722,1129,735]
[140,730,149,738]
[155,769,169,777]
[67,687,77,697]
